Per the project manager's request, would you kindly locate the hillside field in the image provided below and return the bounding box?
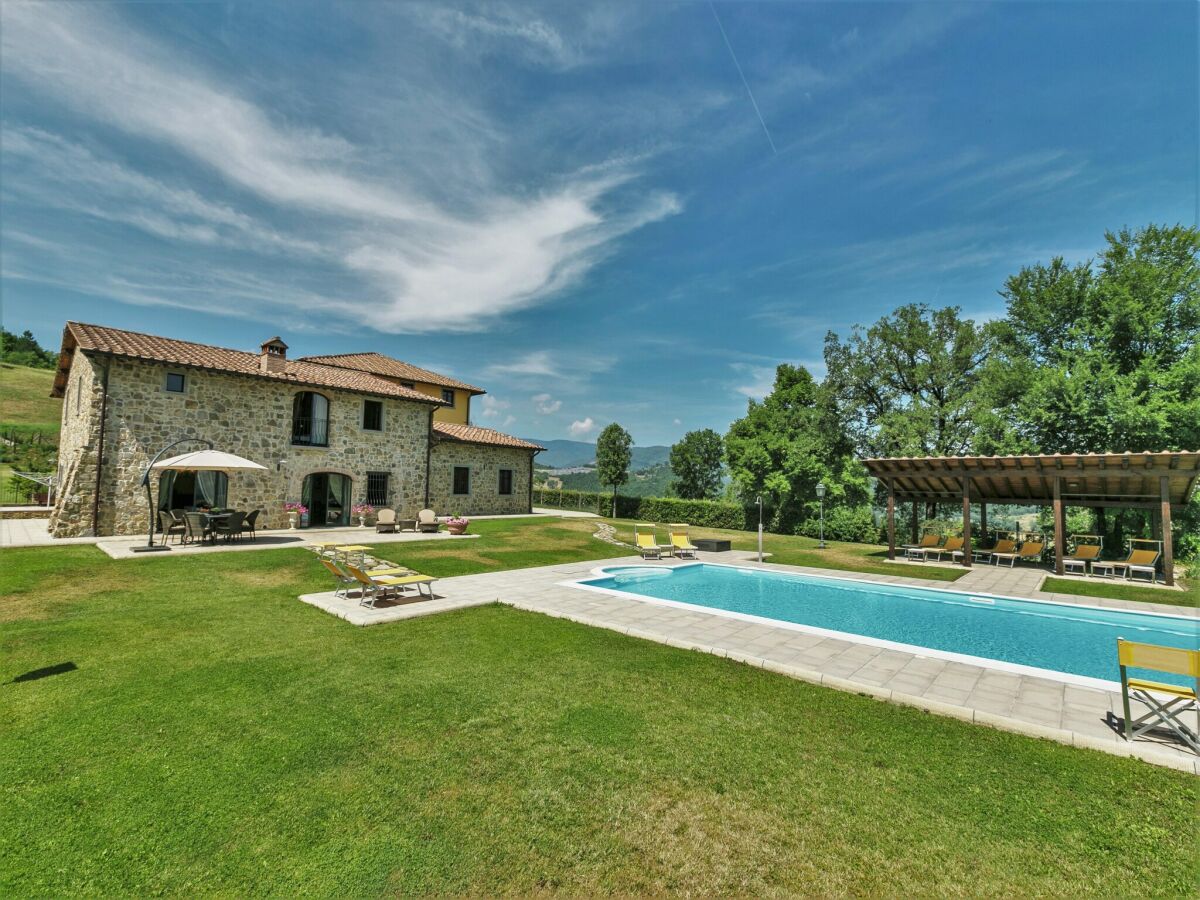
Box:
[0,364,60,435]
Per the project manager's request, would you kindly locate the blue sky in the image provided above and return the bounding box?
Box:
[1,1,1195,445]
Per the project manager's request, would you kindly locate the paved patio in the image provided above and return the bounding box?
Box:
[299,551,1198,774]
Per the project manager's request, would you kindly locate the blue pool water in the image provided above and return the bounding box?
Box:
[579,564,1199,686]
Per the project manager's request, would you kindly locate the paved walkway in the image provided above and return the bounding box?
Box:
[300,552,1198,773]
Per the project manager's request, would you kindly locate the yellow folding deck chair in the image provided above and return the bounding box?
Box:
[634,524,665,560]
[1117,639,1200,754]
[668,524,699,559]
[1111,548,1161,583]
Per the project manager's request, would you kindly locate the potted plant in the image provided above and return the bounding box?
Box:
[445,514,469,535]
[352,503,375,528]
[284,501,307,530]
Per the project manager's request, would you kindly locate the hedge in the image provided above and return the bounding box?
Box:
[534,488,749,530]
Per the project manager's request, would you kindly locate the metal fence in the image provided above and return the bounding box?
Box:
[0,474,54,507]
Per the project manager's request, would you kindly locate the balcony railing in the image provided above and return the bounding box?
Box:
[292,416,329,447]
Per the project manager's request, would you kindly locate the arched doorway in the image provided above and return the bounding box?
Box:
[301,472,351,527]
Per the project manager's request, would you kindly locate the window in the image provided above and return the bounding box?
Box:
[452,466,470,495]
[366,471,390,507]
[292,391,330,446]
[441,388,456,407]
[165,372,186,393]
[400,381,415,390]
[362,399,383,431]
[498,468,514,495]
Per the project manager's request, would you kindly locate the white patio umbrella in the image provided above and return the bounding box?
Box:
[150,449,268,474]
[134,440,268,552]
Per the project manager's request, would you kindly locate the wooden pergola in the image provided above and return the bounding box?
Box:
[861,451,1200,587]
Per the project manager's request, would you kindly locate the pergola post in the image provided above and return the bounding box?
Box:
[1053,477,1065,576]
[886,478,896,560]
[980,502,987,544]
[960,476,972,567]
[1161,476,1175,587]
[910,502,919,544]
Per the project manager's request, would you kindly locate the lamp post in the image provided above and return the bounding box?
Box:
[816,481,827,549]
[756,494,763,563]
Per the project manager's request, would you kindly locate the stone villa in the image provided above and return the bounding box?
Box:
[48,322,544,537]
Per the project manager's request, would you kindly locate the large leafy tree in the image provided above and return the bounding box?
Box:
[823,304,1013,459]
[990,224,1200,454]
[669,429,725,499]
[595,423,633,517]
[724,365,871,537]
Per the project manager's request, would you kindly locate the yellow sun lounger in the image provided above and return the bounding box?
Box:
[668,524,699,559]
[345,564,435,607]
[1061,544,1101,575]
[634,524,666,560]
[991,540,1044,568]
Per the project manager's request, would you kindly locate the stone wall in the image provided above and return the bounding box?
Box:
[52,354,434,536]
[428,441,533,516]
[49,352,103,537]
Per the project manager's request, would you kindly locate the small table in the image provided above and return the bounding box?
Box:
[397,519,417,532]
[1089,562,1117,579]
[692,538,731,552]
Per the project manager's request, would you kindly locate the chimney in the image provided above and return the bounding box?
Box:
[259,337,288,374]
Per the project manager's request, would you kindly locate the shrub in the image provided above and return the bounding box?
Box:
[797,506,879,543]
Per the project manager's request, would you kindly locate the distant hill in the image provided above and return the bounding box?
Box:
[529,438,671,471]
[539,462,675,497]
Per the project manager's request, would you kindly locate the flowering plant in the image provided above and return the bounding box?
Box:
[445,515,469,528]
[352,503,375,516]
[284,502,308,514]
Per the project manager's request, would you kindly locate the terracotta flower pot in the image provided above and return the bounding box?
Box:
[447,523,468,535]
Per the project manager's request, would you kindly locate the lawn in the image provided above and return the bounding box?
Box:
[1043,575,1198,609]
[1,528,1197,895]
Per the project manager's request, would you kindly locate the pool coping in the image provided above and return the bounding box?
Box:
[563,561,1196,692]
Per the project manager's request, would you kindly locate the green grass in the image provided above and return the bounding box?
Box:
[1,524,1197,895]
[0,363,60,434]
[1043,575,1198,609]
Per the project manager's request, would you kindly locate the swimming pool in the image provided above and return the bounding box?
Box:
[574,563,1199,688]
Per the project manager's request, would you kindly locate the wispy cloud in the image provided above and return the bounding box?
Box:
[532,393,562,414]
[730,363,776,400]
[0,3,680,333]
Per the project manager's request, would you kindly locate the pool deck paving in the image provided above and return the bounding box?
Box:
[300,551,1199,774]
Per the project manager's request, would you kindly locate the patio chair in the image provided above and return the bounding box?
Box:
[992,540,1044,568]
[376,508,397,534]
[1060,543,1101,576]
[417,509,440,533]
[1117,638,1199,754]
[1112,548,1161,583]
[668,524,699,559]
[184,511,211,545]
[158,510,186,546]
[244,509,260,541]
[634,524,665,560]
[212,511,246,542]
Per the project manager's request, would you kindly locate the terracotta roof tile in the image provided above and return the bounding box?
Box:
[299,352,484,394]
[55,322,441,404]
[433,422,544,451]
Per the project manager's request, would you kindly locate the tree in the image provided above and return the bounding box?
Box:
[669,429,724,499]
[0,328,56,369]
[823,303,1014,460]
[595,423,633,517]
[990,223,1200,454]
[724,364,872,538]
